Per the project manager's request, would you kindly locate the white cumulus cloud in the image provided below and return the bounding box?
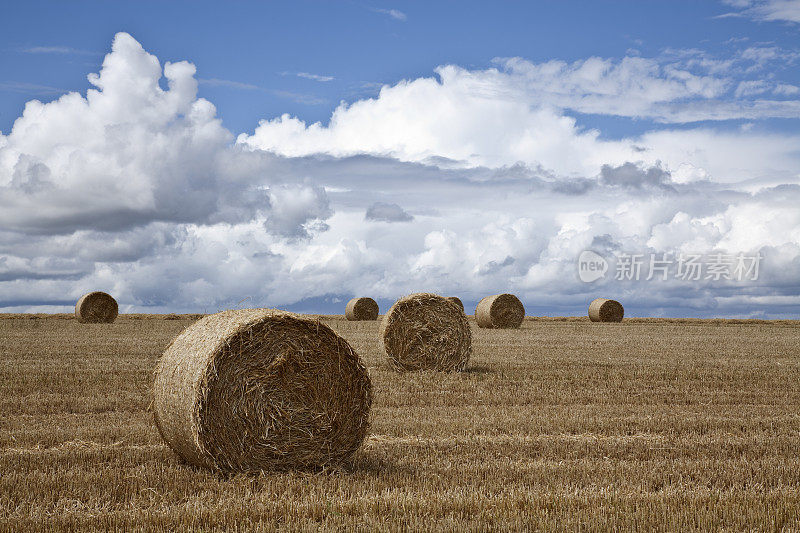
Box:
[1,33,799,318]
[0,32,331,237]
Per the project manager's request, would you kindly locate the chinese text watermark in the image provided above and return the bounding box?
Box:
[578,251,762,283]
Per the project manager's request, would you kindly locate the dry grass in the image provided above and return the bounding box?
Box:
[1,314,800,530]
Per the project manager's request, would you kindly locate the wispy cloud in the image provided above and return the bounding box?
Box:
[371,7,407,21]
[22,46,99,56]
[718,0,800,23]
[198,76,325,104]
[774,83,800,95]
[280,71,336,82]
[198,78,262,90]
[296,72,335,82]
[0,81,64,95]
[272,90,327,105]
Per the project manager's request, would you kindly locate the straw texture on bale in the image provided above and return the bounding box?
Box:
[381,293,471,372]
[345,297,379,321]
[446,296,464,313]
[152,309,372,473]
[588,298,624,323]
[475,294,525,329]
[74,291,118,323]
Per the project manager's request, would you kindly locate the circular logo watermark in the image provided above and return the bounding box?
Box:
[577,250,608,283]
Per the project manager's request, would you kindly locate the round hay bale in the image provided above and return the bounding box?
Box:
[380,293,471,372]
[74,291,118,323]
[345,297,379,321]
[152,309,373,473]
[475,294,525,329]
[588,298,624,323]
[446,296,464,312]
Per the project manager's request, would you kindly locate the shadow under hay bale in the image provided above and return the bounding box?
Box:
[381,293,471,372]
[475,294,525,329]
[345,297,379,321]
[446,296,465,312]
[152,309,373,473]
[588,298,624,322]
[74,291,118,324]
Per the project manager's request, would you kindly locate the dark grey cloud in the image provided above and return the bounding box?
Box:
[590,234,621,253]
[600,162,675,191]
[264,184,333,238]
[552,177,595,195]
[478,255,516,275]
[365,202,414,222]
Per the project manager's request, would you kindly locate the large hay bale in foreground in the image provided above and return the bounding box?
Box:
[345,297,379,321]
[446,296,464,312]
[475,294,525,329]
[153,309,373,473]
[74,291,118,323]
[381,293,471,372]
[588,298,624,322]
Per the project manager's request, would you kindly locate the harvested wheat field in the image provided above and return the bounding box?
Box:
[1,314,800,531]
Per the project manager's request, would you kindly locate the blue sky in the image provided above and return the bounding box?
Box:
[1,1,799,317]
[2,1,798,136]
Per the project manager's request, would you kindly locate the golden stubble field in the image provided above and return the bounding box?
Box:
[1,314,799,531]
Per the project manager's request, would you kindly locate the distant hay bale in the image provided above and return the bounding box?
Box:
[588,298,624,323]
[74,291,118,324]
[381,293,471,372]
[345,297,379,321]
[475,294,525,329]
[152,309,373,473]
[446,296,464,312]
